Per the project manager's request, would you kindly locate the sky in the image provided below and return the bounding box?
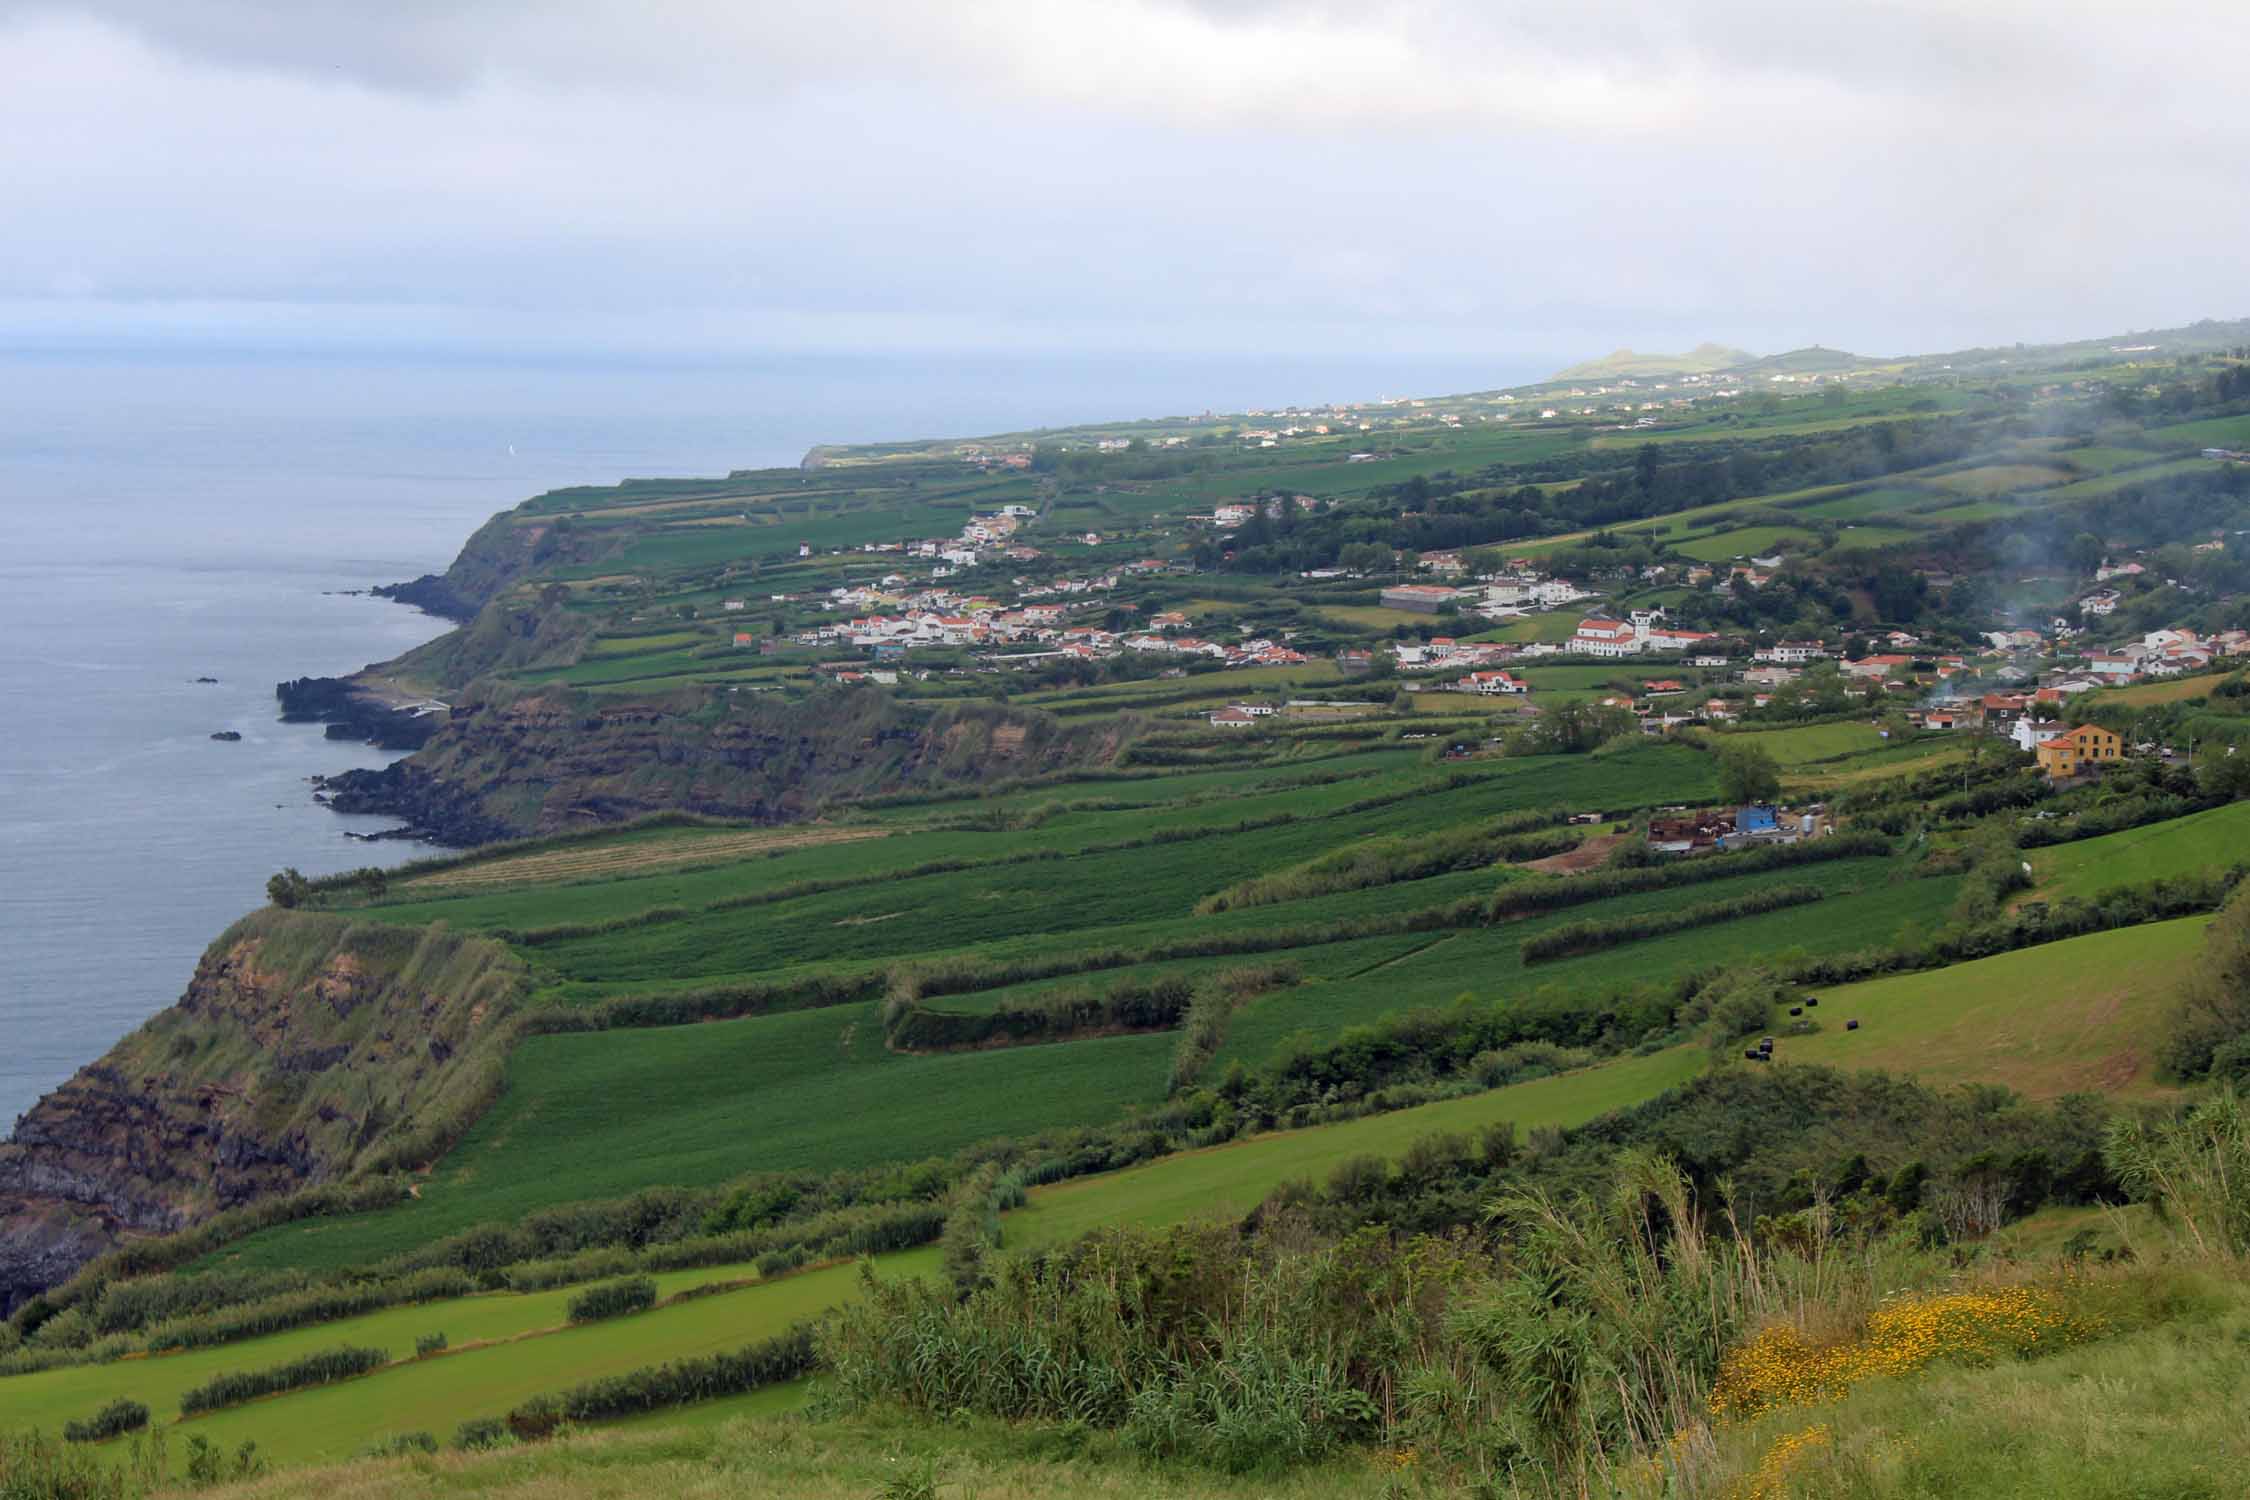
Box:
[1,0,2244,371]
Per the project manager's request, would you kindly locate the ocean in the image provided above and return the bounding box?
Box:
[0,347,1546,1128]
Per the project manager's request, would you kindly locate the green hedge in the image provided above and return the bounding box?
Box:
[61,1399,148,1444]
[505,1324,817,1439]
[1520,884,1827,964]
[1486,832,1890,922]
[178,1345,388,1416]
[566,1277,657,1324]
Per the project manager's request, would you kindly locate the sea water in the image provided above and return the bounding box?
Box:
[0,348,1543,1126]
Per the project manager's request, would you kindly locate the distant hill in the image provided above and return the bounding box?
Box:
[1731,344,1886,376]
[1549,342,1755,381]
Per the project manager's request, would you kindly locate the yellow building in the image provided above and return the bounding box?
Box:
[2036,722,2123,780]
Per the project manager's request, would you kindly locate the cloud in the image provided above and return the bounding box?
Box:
[0,0,2243,364]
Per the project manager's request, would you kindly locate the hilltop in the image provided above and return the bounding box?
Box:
[1550,341,1757,381]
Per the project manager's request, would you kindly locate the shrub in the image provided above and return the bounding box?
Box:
[0,1429,138,1498]
[414,1331,448,1359]
[452,1417,509,1451]
[61,1399,148,1444]
[178,1345,388,1416]
[358,1432,438,1458]
[181,1435,267,1486]
[566,1277,658,1324]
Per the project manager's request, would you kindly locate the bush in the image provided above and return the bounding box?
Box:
[566,1277,658,1324]
[358,1432,438,1458]
[453,1417,509,1451]
[178,1345,388,1416]
[414,1331,448,1358]
[0,1429,139,1497]
[60,1399,148,1444]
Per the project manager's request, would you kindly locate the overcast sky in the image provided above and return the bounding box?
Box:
[1,0,2243,369]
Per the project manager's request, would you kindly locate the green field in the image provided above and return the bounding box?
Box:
[2028,801,2250,902]
[1720,720,1887,766]
[1775,915,2213,1098]
[1793,486,1941,521]
[1482,611,1583,643]
[1008,1045,1706,1250]
[2143,412,2250,450]
[1673,525,1822,562]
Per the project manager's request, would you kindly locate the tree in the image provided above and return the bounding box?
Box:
[265,868,310,909]
[1716,743,1782,804]
[2196,745,2250,803]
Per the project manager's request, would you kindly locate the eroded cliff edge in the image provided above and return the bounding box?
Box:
[314,683,1140,844]
[0,912,528,1312]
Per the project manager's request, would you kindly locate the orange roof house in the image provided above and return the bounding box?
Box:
[2035,722,2122,781]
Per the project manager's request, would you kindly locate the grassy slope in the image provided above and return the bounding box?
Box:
[1774,914,2212,1098]
[1706,1273,2250,1500]
[2028,801,2250,902]
[1006,1046,1705,1251]
[210,1013,1174,1273]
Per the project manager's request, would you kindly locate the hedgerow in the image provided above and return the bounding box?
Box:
[1520,884,1826,964]
[178,1345,388,1416]
[504,1324,817,1440]
[1484,832,1891,923]
[566,1277,658,1323]
[61,1399,148,1444]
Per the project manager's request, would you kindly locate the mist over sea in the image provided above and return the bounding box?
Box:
[0,347,1547,1127]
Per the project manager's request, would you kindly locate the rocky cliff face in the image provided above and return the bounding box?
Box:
[373,509,618,624]
[315,682,1137,844]
[0,913,528,1312]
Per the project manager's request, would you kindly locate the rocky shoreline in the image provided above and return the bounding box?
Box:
[275,674,444,752]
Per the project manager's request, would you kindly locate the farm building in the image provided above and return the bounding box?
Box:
[1380,584,1463,614]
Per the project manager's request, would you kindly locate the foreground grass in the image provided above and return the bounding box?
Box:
[191,1410,1380,1500]
[1696,1273,2250,1500]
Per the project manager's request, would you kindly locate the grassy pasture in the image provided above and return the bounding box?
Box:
[1929,463,2072,495]
[2028,801,2250,903]
[1914,499,2028,523]
[1718,720,1887,766]
[2142,411,2250,450]
[2087,671,2233,706]
[1311,604,1453,630]
[1821,524,1924,551]
[2040,456,2218,502]
[1773,915,2211,1099]
[2064,445,2166,473]
[1791,487,1938,521]
[212,1003,1170,1273]
[1672,526,1820,562]
[1007,1046,1706,1251]
[1481,612,1582,643]
[402,826,888,894]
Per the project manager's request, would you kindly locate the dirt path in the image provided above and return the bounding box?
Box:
[1521,832,1626,875]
